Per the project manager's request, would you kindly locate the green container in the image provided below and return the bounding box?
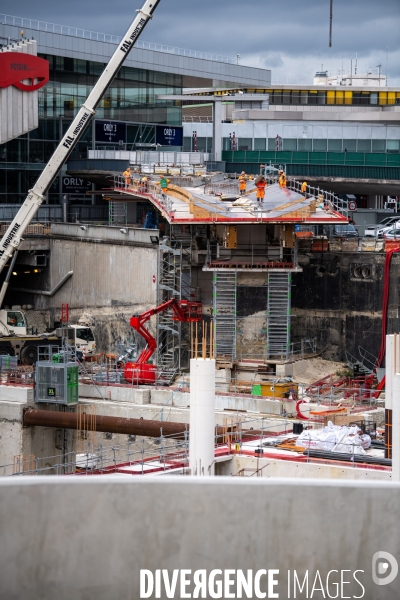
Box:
[252,384,262,396]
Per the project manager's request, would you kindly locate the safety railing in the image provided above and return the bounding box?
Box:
[206,242,296,269]
[0,410,387,478]
[0,14,235,63]
[113,173,175,216]
[237,338,317,363]
[286,177,348,218]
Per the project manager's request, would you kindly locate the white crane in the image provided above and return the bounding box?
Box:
[0,0,161,306]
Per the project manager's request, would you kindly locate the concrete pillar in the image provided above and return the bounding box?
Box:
[385,335,400,459]
[392,373,400,481]
[386,335,394,459]
[213,99,222,161]
[189,358,216,476]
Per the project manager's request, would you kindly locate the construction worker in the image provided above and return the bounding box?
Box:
[239,171,246,196]
[123,167,131,186]
[141,176,148,192]
[279,170,287,189]
[255,176,266,204]
[160,175,170,194]
[301,181,307,194]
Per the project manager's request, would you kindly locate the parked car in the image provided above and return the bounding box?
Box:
[364,216,400,238]
[383,228,400,240]
[332,224,359,238]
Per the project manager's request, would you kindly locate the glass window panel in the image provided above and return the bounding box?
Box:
[0,170,6,193]
[357,139,371,153]
[254,138,266,151]
[271,91,282,104]
[268,138,277,151]
[313,139,327,151]
[291,91,301,105]
[282,138,297,151]
[372,140,386,152]
[370,92,378,105]
[387,140,400,153]
[328,139,342,152]
[298,139,312,151]
[317,91,326,105]
[343,140,357,152]
[282,91,291,104]
[308,91,318,105]
[238,138,252,150]
[196,137,207,151]
[300,91,308,104]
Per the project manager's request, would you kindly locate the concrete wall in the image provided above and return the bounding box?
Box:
[0,477,398,599]
[216,454,392,481]
[44,238,157,311]
[0,397,65,476]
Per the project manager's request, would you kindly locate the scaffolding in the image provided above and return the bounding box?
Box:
[213,271,237,361]
[266,272,291,360]
[156,228,193,376]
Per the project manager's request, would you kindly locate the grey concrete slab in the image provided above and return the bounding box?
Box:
[0,476,398,599]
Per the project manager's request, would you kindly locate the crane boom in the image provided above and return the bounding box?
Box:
[0,0,161,283]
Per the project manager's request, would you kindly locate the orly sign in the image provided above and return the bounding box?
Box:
[156,125,183,147]
[0,52,49,92]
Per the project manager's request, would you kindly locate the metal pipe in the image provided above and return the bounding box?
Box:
[12,270,73,296]
[23,408,189,439]
[23,408,230,441]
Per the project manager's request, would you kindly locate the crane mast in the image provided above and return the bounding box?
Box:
[0,0,161,282]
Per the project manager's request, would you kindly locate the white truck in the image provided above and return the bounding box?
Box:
[0,308,96,363]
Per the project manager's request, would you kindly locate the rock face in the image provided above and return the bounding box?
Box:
[291,251,398,361]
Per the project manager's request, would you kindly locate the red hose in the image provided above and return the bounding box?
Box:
[296,398,309,420]
[376,248,400,368]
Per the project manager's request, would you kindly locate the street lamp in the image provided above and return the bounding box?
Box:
[237,54,240,65]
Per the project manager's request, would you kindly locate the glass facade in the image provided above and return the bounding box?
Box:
[0,55,183,205]
[217,88,400,106]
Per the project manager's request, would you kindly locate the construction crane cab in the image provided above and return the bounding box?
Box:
[124,298,202,384]
[0,309,27,336]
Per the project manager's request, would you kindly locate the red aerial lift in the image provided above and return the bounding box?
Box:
[124,298,202,384]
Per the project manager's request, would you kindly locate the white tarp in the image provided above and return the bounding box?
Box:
[296,421,371,455]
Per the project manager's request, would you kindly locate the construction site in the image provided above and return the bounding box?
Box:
[0,0,399,598]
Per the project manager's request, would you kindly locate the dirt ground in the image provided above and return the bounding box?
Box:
[292,357,347,385]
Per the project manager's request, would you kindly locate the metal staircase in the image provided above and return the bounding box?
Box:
[266,272,291,359]
[345,346,376,377]
[156,228,193,373]
[213,272,237,360]
[108,200,127,226]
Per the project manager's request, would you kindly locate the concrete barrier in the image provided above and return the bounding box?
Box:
[0,476,398,599]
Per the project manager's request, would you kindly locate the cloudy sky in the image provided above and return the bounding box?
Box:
[2,0,400,83]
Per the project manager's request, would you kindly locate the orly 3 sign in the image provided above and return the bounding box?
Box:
[156,125,183,147]
[0,53,49,92]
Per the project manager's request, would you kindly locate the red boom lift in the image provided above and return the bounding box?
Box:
[124,298,202,384]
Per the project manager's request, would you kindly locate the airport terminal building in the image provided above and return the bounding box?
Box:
[0,15,269,211]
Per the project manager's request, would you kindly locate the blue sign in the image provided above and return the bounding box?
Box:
[156,125,183,147]
[95,120,127,144]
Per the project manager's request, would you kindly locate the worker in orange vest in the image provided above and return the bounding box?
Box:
[123,167,131,186]
[239,171,247,195]
[301,181,307,194]
[279,170,286,188]
[256,177,266,203]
